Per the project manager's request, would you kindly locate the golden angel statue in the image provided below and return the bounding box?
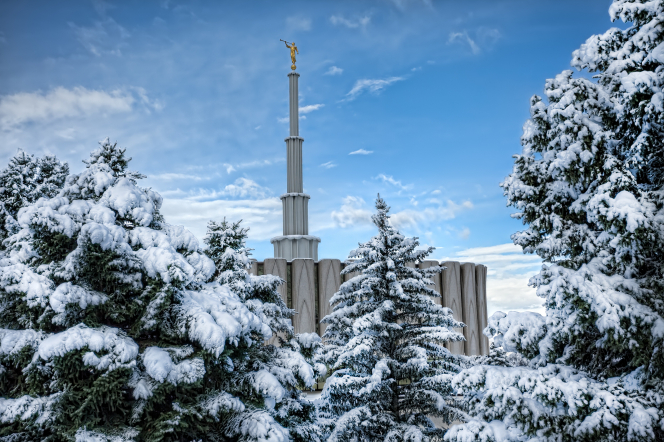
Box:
[281,39,299,70]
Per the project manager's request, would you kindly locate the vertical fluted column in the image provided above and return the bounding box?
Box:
[286,72,303,194]
[442,261,465,355]
[460,262,481,356]
[289,72,299,136]
[475,264,489,355]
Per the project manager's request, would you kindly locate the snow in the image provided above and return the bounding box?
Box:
[0,257,53,308]
[80,222,131,253]
[50,282,107,323]
[39,324,138,371]
[486,311,546,357]
[100,177,159,226]
[177,283,271,357]
[0,328,43,355]
[229,410,290,442]
[0,393,62,426]
[75,428,139,442]
[142,346,205,385]
[252,369,286,403]
[449,364,660,441]
[203,391,246,417]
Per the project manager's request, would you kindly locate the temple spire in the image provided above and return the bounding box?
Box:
[271,67,320,261]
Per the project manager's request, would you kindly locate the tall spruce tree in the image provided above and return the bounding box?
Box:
[446,1,664,441]
[0,138,321,442]
[202,218,325,442]
[319,195,465,442]
[0,150,69,245]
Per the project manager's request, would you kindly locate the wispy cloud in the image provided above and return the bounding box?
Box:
[150,173,210,181]
[320,161,336,169]
[389,200,473,230]
[349,149,373,155]
[458,227,471,239]
[448,31,479,54]
[331,195,473,232]
[0,87,137,128]
[323,66,344,75]
[448,27,501,55]
[441,243,543,315]
[344,77,404,101]
[330,14,371,29]
[331,196,373,228]
[221,177,271,199]
[286,16,312,31]
[222,158,282,175]
[325,66,343,76]
[69,18,130,57]
[161,197,282,241]
[376,173,411,190]
[300,103,324,114]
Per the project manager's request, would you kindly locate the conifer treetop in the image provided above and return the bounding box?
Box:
[320,195,465,442]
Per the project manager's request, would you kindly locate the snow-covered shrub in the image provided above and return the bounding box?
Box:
[319,195,465,441]
[0,150,69,245]
[446,2,664,441]
[0,139,322,442]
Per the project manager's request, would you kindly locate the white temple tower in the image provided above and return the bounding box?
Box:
[271,71,321,260]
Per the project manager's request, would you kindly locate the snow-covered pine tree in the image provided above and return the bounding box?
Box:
[0,138,322,442]
[202,218,325,442]
[319,195,465,442]
[0,150,69,245]
[445,2,664,440]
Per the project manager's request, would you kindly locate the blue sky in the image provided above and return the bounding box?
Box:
[0,0,617,314]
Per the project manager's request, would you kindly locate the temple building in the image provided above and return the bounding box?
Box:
[249,62,489,356]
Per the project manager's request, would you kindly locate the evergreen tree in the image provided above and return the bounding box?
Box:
[0,138,321,442]
[319,195,465,442]
[446,2,664,440]
[0,150,69,245]
[203,218,325,442]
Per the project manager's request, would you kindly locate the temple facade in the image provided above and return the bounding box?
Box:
[263,66,488,356]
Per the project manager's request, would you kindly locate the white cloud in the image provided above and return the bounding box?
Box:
[222,158,281,174]
[459,227,471,239]
[300,103,324,114]
[320,161,336,169]
[221,177,271,199]
[331,196,373,228]
[286,16,312,31]
[441,243,544,316]
[69,18,130,57]
[389,200,473,230]
[448,28,501,55]
[330,15,371,29]
[161,197,282,241]
[150,173,209,181]
[325,66,343,76]
[331,195,473,231]
[0,87,135,128]
[344,77,404,101]
[376,173,411,190]
[349,149,373,155]
[431,189,441,195]
[448,31,479,54]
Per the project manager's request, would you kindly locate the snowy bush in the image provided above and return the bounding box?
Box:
[0,150,68,246]
[319,196,465,442]
[0,139,322,442]
[446,1,664,441]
